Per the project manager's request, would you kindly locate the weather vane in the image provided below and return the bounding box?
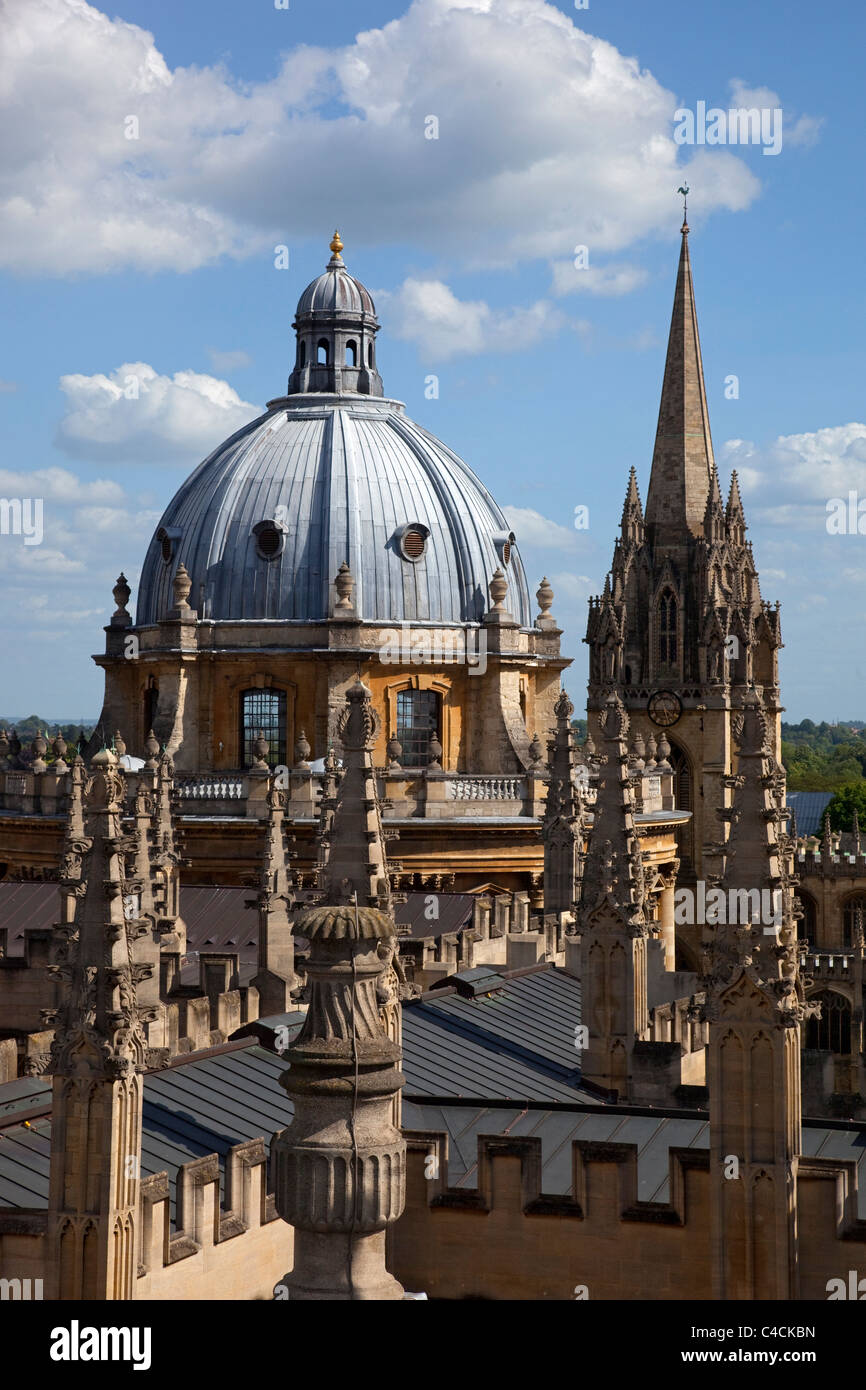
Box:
[677,183,689,224]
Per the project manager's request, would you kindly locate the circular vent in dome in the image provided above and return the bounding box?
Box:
[159,529,172,563]
[400,525,428,561]
[254,522,285,560]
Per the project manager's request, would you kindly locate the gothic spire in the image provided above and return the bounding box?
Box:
[645,222,715,546]
[579,692,646,927]
[620,466,645,545]
[542,691,585,916]
[251,779,298,1012]
[315,680,395,909]
[726,470,747,545]
[703,464,726,543]
[47,750,164,1081]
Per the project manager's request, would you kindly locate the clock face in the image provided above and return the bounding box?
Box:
[647,690,683,728]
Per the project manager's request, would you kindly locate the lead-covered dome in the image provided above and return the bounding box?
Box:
[136,235,531,628]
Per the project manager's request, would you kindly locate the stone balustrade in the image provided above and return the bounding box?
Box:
[0,763,544,821]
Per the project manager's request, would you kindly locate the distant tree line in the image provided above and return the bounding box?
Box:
[1,715,95,758]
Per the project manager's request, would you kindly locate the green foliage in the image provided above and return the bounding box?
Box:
[571,718,588,742]
[0,716,94,757]
[825,784,866,833]
[781,719,866,791]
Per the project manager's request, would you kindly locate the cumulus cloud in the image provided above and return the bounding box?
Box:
[549,260,649,298]
[0,466,124,504]
[379,278,570,360]
[0,0,760,276]
[55,363,261,463]
[729,79,823,149]
[721,424,866,526]
[504,506,578,552]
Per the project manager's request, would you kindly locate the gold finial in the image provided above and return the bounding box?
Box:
[329,228,344,257]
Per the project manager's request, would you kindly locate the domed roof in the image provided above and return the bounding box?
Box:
[136,395,531,628]
[295,230,376,318]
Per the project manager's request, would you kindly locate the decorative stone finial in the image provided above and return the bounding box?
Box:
[0,729,9,768]
[536,576,554,626]
[488,567,508,611]
[172,562,192,611]
[52,733,69,774]
[251,729,271,775]
[655,731,671,769]
[111,572,131,625]
[334,561,355,613]
[644,733,657,770]
[528,732,544,766]
[9,729,21,762]
[143,729,160,771]
[427,732,443,771]
[113,731,127,760]
[294,730,311,768]
[630,730,646,772]
[31,731,48,774]
[386,734,403,770]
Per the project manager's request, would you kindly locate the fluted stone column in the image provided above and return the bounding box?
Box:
[272,903,405,1300]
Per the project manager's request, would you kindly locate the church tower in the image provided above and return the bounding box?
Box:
[585,212,783,957]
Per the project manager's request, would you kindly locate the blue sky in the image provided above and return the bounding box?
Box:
[1,0,864,723]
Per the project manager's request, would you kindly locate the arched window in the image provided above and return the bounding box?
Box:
[317,338,329,365]
[668,742,690,811]
[396,689,440,768]
[367,341,374,366]
[346,339,358,366]
[658,590,677,666]
[299,341,306,367]
[240,688,286,768]
[843,896,866,947]
[795,891,817,943]
[805,991,852,1053]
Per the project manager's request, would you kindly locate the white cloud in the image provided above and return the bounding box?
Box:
[0,0,760,276]
[722,424,866,526]
[379,278,569,359]
[0,466,124,504]
[55,362,261,463]
[0,380,18,393]
[549,260,649,298]
[548,570,594,603]
[728,79,823,150]
[504,506,578,552]
[206,348,252,373]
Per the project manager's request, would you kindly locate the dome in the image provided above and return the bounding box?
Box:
[136,395,531,627]
[136,233,531,629]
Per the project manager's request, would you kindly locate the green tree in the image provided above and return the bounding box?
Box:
[826,783,866,833]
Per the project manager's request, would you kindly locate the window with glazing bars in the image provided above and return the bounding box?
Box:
[240,688,286,768]
[658,590,677,665]
[396,689,440,768]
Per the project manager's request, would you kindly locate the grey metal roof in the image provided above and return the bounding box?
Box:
[787,791,834,838]
[5,1052,866,1223]
[135,396,532,627]
[296,263,375,316]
